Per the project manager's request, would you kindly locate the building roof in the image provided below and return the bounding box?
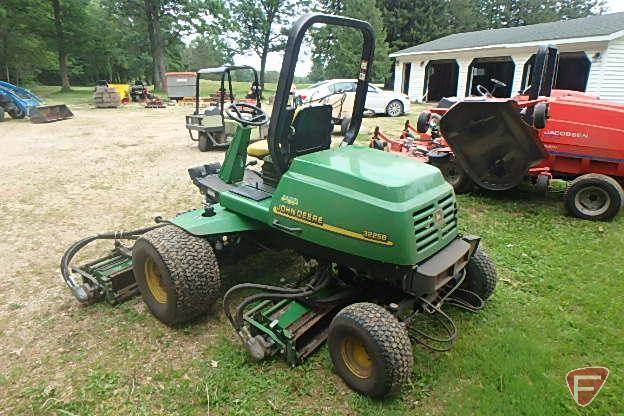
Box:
[390,12,624,57]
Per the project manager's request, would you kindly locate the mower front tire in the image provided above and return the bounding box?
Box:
[198,132,212,152]
[132,225,221,325]
[564,174,624,221]
[461,248,497,300]
[328,302,413,398]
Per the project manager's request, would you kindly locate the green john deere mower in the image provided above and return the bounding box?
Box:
[60,14,542,398]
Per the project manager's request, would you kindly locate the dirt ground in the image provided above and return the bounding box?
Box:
[0,104,411,414]
[0,105,218,408]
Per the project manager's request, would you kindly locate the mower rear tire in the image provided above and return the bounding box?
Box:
[435,158,474,194]
[328,302,413,398]
[132,225,221,325]
[198,132,212,152]
[564,174,624,221]
[461,248,497,300]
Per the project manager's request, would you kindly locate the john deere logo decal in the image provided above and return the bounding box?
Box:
[433,208,446,228]
[272,205,393,246]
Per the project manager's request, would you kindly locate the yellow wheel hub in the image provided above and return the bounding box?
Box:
[144,257,168,304]
[340,336,373,379]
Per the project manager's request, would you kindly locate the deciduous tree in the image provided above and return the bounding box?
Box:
[220,0,310,87]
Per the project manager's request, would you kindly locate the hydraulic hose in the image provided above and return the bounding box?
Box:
[60,223,165,303]
[223,266,332,331]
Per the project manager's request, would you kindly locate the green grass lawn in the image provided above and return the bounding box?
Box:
[21,193,624,415]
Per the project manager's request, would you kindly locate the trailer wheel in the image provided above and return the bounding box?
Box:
[564,174,624,221]
[436,158,474,194]
[132,225,221,325]
[461,248,497,300]
[328,302,413,398]
[198,132,212,152]
[416,111,430,133]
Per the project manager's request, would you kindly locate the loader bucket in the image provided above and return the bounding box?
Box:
[440,100,546,191]
[29,104,74,123]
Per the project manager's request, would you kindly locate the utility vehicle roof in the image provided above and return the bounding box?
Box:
[197,65,257,74]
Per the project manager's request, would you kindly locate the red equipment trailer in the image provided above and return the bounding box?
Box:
[416,45,624,221]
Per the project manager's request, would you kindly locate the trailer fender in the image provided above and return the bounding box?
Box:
[170,204,266,236]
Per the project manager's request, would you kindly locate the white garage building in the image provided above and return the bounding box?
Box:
[390,12,624,103]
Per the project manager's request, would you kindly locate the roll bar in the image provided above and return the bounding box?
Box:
[194,65,262,117]
[268,13,376,176]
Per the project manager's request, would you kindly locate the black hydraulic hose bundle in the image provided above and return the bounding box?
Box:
[60,223,165,303]
[405,269,484,352]
[223,265,332,331]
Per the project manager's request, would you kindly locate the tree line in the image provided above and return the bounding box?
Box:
[0,0,604,91]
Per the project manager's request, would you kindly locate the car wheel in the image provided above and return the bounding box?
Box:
[385,100,404,117]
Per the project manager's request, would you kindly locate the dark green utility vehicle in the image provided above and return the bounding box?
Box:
[61,14,544,398]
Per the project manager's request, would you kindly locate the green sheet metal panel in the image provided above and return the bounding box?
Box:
[268,146,458,265]
[170,204,265,236]
[219,191,272,224]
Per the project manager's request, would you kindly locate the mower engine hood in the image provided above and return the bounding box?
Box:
[440,100,546,191]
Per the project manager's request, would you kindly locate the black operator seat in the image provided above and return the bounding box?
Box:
[291,104,334,156]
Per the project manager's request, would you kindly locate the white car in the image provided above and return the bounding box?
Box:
[296,79,411,117]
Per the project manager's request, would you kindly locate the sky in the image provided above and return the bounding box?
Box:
[606,0,624,12]
[232,5,624,76]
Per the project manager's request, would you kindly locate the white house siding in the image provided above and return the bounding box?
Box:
[409,61,426,101]
[584,49,602,96]
[511,53,532,95]
[393,39,619,102]
[393,63,402,92]
[601,36,624,102]
[455,56,472,99]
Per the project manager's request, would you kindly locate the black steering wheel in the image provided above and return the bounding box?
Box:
[476,84,491,97]
[225,102,269,126]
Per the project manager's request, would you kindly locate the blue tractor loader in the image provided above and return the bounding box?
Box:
[0,81,73,123]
